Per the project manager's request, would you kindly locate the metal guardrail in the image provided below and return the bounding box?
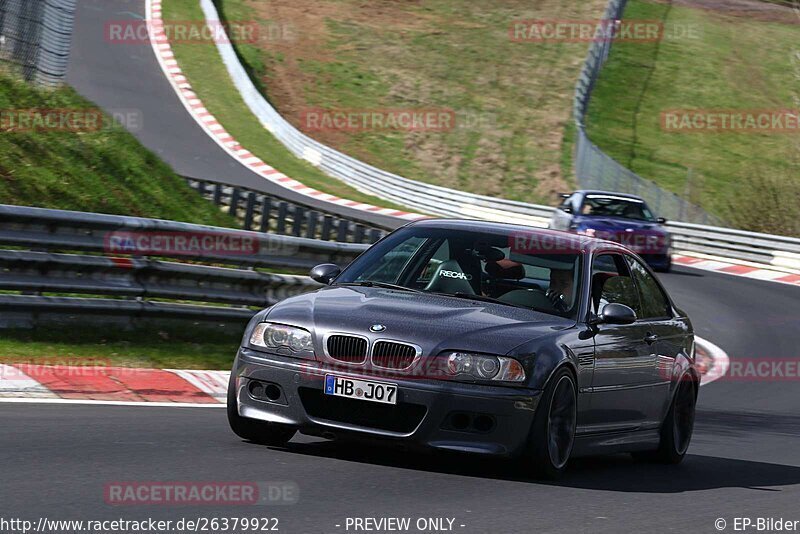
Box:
[183,176,392,241]
[668,221,800,270]
[0,204,369,326]
[0,0,76,86]
[0,202,797,330]
[572,0,723,226]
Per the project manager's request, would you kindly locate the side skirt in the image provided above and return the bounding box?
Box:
[571,428,661,457]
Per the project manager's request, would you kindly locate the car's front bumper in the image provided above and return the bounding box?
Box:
[233,347,542,457]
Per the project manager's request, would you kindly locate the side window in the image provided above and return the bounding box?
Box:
[626,256,672,319]
[591,253,641,316]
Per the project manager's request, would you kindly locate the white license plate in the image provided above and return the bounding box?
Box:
[324,375,398,405]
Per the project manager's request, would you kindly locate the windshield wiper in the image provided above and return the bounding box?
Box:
[335,281,422,293]
[430,291,526,309]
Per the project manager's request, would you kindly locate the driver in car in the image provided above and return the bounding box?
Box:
[547,268,574,312]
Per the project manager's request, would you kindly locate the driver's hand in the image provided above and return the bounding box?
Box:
[547,289,569,312]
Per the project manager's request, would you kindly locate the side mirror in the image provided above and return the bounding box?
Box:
[656,217,667,224]
[593,303,637,325]
[562,206,573,214]
[310,263,341,285]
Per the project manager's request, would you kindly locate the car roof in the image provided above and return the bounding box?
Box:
[573,190,646,201]
[404,218,629,254]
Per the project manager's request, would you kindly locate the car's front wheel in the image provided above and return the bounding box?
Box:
[227,373,296,446]
[521,367,577,479]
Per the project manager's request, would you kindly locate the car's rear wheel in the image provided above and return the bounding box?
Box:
[633,375,696,464]
[522,368,577,479]
[227,373,296,446]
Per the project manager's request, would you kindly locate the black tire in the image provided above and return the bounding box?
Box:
[633,375,696,464]
[227,373,296,446]
[521,367,577,480]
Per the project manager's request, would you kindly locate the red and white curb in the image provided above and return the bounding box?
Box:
[0,365,227,407]
[673,254,800,287]
[145,0,424,222]
[0,336,728,407]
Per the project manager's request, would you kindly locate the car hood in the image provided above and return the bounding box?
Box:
[263,286,573,357]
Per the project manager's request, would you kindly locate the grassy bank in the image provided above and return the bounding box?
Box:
[585,0,800,235]
[162,0,409,211]
[166,0,610,205]
[0,72,236,226]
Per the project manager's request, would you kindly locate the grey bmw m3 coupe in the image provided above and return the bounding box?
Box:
[228,220,699,478]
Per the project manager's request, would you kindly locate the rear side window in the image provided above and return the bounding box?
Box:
[626,256,672,319]
[590,253,641,316]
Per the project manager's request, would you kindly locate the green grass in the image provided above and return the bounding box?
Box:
[585,0,800,235]
[0,71,236,226]
[162,0,410,211]
[0,324,241,369]
[166,0,611,206]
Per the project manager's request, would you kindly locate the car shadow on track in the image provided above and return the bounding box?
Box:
[267,439,800,493]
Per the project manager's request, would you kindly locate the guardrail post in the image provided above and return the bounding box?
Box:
[196,180,207,198]
[276,202,289,234]
[353,224,365,243]
[229,188,240,217]
[292,207,304,236]
[213,183,223,205]
[306,212,319,239]
[336,219,349,243]
[321,216,333,241]
[259,196,272,233]
[243,192,256,230]
[368,228,382,243]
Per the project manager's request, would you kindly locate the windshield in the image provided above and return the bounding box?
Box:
[580,194,656,222]
[336,226,582,318]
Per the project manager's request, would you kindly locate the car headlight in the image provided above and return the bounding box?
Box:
[443,352,526,382]
[249,322,314,357]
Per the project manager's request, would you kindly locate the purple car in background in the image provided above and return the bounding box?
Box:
[549,191,672,272]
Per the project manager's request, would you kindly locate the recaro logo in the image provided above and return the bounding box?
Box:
[440,270,472,281]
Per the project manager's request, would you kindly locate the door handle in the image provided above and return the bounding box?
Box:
[644,333,659,344]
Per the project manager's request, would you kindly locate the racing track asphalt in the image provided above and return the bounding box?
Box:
[65,0,403,229]
[2,266,799,534]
